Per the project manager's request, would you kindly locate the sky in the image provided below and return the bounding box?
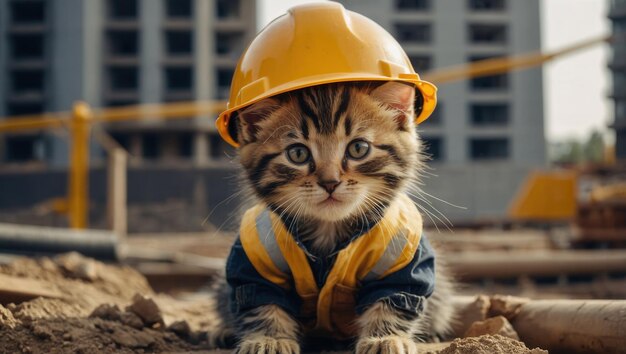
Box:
[257,0,612,143]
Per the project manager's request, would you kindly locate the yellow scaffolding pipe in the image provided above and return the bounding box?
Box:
[68,102,92,229]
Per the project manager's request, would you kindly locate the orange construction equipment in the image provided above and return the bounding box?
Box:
[508,170,578,221]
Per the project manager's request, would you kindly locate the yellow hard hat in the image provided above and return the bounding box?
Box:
[216,2,438,147]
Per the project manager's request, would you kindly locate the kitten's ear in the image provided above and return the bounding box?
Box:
[233,98,280,144]
[371,82,416,130]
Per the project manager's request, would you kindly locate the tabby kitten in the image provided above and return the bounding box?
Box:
[220,81,454,353]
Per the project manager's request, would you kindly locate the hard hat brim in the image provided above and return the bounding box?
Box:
[216,76,437,148]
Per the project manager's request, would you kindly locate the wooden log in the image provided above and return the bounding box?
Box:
[448,250,626,280]
[512,299,626,354]
[433,231,553,251]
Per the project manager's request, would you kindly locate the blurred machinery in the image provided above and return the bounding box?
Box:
[509,164,626,248]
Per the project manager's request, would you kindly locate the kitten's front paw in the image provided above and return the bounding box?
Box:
[236,336,300,354]
[355,335,418,354]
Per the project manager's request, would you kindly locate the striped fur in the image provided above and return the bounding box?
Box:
[235,82,422,251]
[225,82,455,353]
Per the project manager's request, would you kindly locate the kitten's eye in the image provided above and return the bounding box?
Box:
[286,144,311,164]
[346,140,370,160]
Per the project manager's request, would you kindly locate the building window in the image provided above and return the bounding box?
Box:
[471,74,508,90]
[425,103,442,125]
[470,138,509,160]
[166,30,193,55]
[468,24,507,44]
[409,55,432,72]
[165,67,193,90]
[4,136,40,162]
[216,0,241,20]
[468,0,505,10]
[471,104,509,125]
[216,68,234,98]
[106,99,138,107]
[395,0,430,10]
[107,31,139,56]
[7,102,44,116]
[10,34,44,59]
[614,71,626,92]
[469,55,508,90]
[110,133,131,151]
[108,0,138,19]
[11,70,45,93]
[142,134,161,159]
[216,32,245,57]
[178,133,194,158]
[396,24,431,44]
[616,100,626,127]
[109,67,139,90]
[421,137,443,162]
[10,1,45,24]
[614,19,626,33]
[209,133,236,159]
[165,0,192,18]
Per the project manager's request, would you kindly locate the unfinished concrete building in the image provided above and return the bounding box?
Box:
[0,0,256,167]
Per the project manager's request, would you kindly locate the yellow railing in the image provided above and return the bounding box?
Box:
[0,101,227,229]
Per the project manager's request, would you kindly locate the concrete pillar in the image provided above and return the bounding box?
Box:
[107,148,127,237]
[0,0,7,119]
[49,0,87,167]
[193,132,209,166]
[140,0,162,104]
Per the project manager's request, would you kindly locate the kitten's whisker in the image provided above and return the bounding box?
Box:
[404,190,454,229]
[202,188,244,227]
[411,188,467,210]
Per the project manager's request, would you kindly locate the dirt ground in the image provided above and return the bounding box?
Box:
[0,253,548,353]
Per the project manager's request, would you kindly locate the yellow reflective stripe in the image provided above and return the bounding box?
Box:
[269,212,319,298]
[363,229,409,282]
[256,210,291,275]
[379,229,421,278]
[379,194,422,278]
[239,205,291,290]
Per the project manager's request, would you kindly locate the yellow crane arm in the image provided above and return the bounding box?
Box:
[422,35,611,84]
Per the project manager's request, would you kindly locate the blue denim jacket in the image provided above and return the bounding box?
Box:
[226,225,436,319]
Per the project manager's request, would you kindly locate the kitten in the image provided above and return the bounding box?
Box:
[215,81,455,354]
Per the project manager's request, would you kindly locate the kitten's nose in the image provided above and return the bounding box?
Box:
[318,180,341,194]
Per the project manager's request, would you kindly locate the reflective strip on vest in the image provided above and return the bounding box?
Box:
[255,210,291,275]
[362,229,409,282]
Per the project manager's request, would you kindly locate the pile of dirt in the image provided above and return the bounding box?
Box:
[0,253,221,353]
[434,335,547,354]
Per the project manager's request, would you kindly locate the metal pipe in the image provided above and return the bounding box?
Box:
[0,223,118,260]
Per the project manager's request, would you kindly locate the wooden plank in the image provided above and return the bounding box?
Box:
[0,273,64,305]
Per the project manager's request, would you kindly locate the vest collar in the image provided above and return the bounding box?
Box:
[276,205,387,260]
